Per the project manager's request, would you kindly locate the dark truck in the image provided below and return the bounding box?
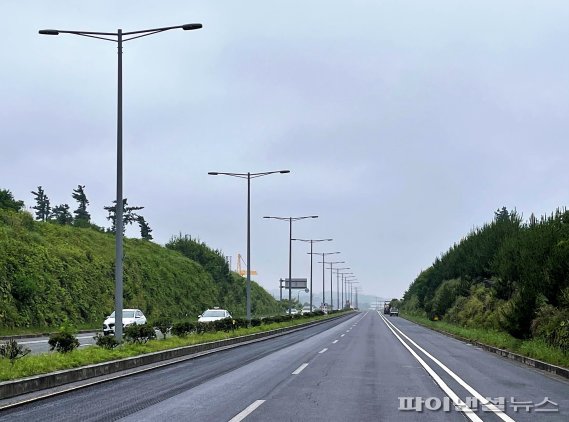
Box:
[383,301,391,314]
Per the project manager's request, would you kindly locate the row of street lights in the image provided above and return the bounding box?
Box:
[39,21,359,340]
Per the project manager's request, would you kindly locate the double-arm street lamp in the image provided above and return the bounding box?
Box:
[291,238,332,312]
[264,215,318,315]
[340,272,353,309]
[333,267,350,309]
[312,252,340,309]
[209,170,289,323]
[317,261,345,311]
[39,23,203,342]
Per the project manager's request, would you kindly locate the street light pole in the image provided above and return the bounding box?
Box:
[292,238,332,312]
[264,215,318,315]
[313,252,340,309]
[40,23,203,342]
[333,268,350,309]
[317,261,344,311]
[340,272,353,309]
[209,170,289,323]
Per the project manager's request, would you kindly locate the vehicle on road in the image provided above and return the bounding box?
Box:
[286,308,299,315]
[383,301,391,314]
[198,308,232,323]
[301,305,316,315]
[389,308,399,316]
[103,309,147,336]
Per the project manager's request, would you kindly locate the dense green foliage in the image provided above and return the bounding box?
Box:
[0,207,279,330]
[402,207,569,354]
[166,234,281,317]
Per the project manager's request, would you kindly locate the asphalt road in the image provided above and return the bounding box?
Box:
[12,332,99,354]
[1,312,568,421]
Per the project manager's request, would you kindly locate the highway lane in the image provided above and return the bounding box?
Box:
[1,311,568,421]
[0,315,358,421]
[11,332,99,354]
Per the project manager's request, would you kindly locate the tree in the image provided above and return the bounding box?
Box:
[72,185,91,226]
[0,189,24,212]
[51,204,73,225]
[137,215,153,240]
[31,186,51,221]
[104,198,144,234]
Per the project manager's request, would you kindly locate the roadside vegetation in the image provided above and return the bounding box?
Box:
[401,207,569,367]
[0,191,282,331]
[0,310,349,382]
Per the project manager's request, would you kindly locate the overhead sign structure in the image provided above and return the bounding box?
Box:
[281,278,308,289]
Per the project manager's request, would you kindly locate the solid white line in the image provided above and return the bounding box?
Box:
[228,400,266,422]
[19,335,93,345]
[319,348,328,354]
[292,363,309,375]
[380,313,515,422]
[380,313,482,422]
[341,334,345,337]
[332,340,339,344]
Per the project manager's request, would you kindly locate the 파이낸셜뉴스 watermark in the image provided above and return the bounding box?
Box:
[398,396,558,413]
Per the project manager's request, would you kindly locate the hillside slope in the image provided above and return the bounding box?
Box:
[0,210,279,328]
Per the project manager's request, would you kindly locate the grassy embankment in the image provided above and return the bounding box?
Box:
[402,312,569,369]
[0,312,348,382]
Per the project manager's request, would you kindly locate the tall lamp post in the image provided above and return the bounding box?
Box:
[317,261,345,311]
[39,23,203,342]
[209,170,289,323]
[312,252,340,309]
[264,215,318,315]
[340,272,353,309]
[292,238,332,312]
[347,280,359,308]
[333,268,350,309]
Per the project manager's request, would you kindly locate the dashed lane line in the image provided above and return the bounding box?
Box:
[292,363,309,375]
[319,348,328,354]
[228,400,265,422]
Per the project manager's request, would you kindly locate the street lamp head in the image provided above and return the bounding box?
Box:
[182,23,203,31]
[279,170,290,174]
[208,172,219,175]
[310,215,318,218]
[39,29,59,35]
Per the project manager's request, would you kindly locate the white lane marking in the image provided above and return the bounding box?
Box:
[341,334,345,337]
[346,329,350,332]
[319,348,328,354]
[333,340,339,344]
[380,313,516,422]
[292,363,309,375]
[229,400,266,422]
[380,314,482,422]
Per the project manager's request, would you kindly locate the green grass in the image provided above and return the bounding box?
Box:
[402,313,569,368]
[0,312,348,382]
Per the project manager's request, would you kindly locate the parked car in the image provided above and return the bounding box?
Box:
[389,308,399,316]
[198,308,232,323]
[301,306,316,315]
[286,308,299,315]
[103,309,147,336]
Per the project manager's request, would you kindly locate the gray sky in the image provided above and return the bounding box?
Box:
[2,1,569,301]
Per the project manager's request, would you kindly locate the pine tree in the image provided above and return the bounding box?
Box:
[137,215,153,240]
[51,204,73,225]
[31,186,51,221]
[104,198,144,234]
[72,185,91,226]
[0,189,25,212]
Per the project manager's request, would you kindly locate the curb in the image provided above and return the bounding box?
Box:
[0,314,351,401]
[401,315,569,380]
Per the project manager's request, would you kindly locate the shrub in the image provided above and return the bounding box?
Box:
[171,321,195,337]
[250,318,262,327]
[49,332,80,353]
[531,304,569,353]
[94,333,119,350]
[0,339,30,365]
[124,324,156,344]
[152,317,172,340]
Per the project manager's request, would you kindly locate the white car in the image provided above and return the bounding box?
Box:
[198,308,232,323]
[103,309,147,335]
[301,306,316,315]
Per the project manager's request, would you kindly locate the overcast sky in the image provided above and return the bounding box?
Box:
[2,1,569,303]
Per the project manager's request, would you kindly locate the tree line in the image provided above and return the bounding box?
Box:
[0,187,152,240]
[401,207,569,352]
